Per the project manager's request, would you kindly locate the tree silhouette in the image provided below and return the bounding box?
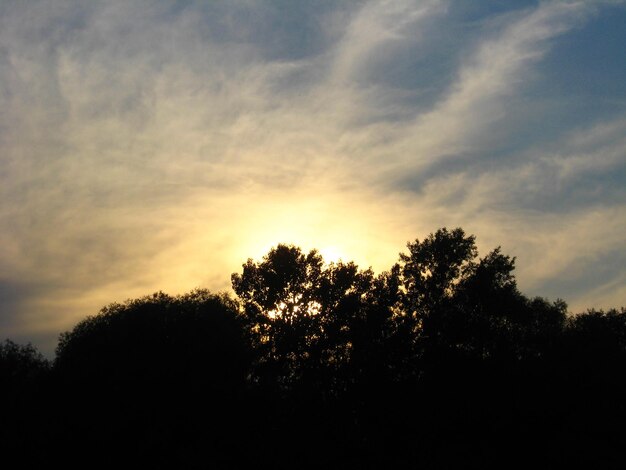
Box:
[52,289,251,468]
[232,244,324,389]
[0,340,50,464]
[231,244,404,465]
[2,227,625,468]
[226,230,626,467]
[395,229,567,363]
[232,244,389,393]
[0,339,49,389]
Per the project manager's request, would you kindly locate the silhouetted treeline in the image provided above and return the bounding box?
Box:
[2,228,625,469]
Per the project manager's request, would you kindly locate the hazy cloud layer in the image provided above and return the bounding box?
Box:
[1,0,625,354]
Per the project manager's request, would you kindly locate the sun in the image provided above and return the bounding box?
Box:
[319,245,344,264]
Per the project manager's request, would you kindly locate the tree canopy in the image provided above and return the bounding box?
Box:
[2,227,625,468]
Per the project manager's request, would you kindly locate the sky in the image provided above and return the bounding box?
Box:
[1,0,625,356]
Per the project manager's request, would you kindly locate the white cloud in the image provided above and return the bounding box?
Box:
[377,1,592,176]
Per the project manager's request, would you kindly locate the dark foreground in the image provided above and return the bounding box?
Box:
[2,229,625,468]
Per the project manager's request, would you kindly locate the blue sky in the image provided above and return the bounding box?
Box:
[1,0,625,355]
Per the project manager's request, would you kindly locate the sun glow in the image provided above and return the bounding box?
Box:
[230,193,364,264]
[319,246,344,264]
[131,188,411,307]
[223,190,411,279]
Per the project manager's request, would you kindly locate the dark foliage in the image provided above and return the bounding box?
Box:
[3,228,626,468]
[0,339,49,389]
[0,339,50,460]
